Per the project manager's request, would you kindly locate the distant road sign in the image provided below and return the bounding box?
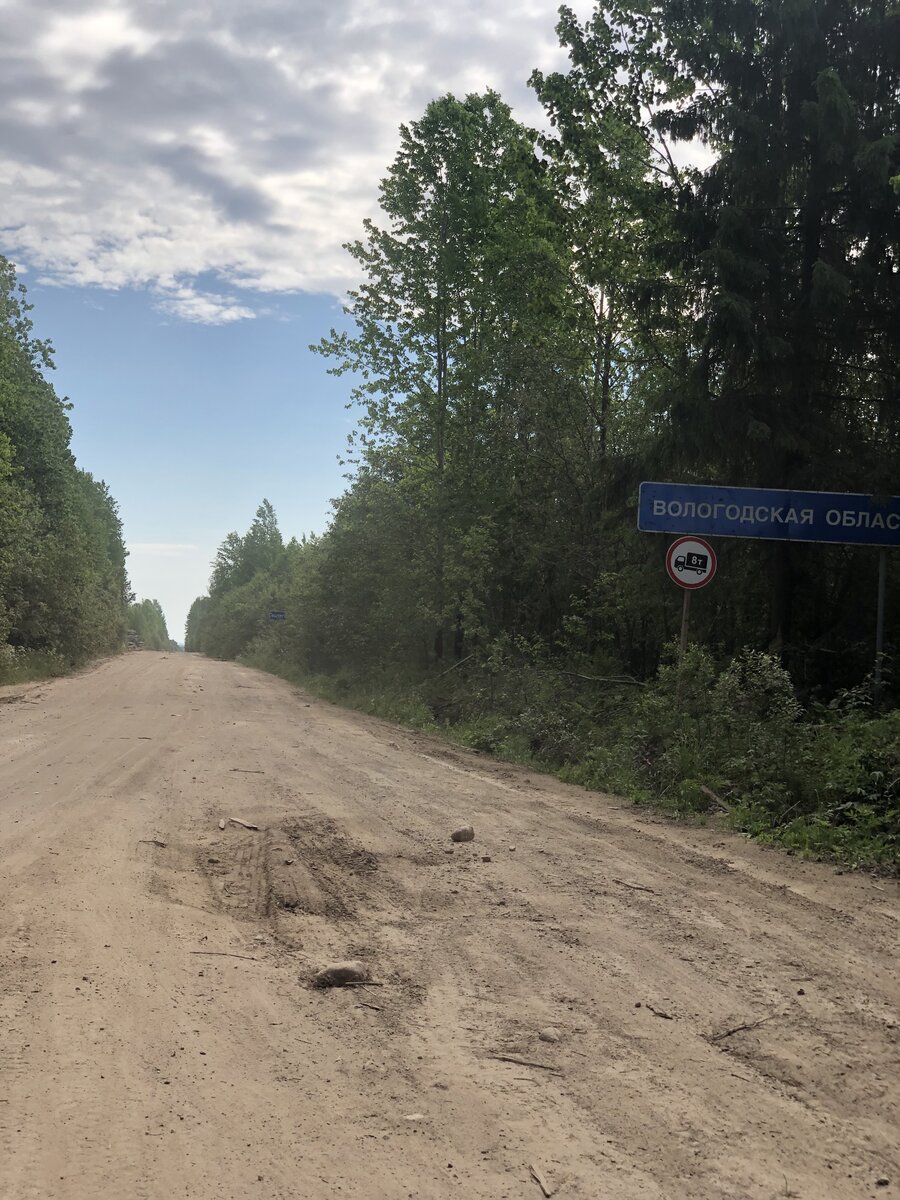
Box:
[666,537,717,590]
[269,611,286,621]
[639,482,900,547]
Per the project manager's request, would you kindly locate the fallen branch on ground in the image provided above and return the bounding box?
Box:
[487,1054,561,1074]
[190,951,258,961]
[435,653,475,678]
[537,667,645,686]
[646,1004,674,1020]
[709,1013,780,1043]
[612,878,657,894]
[699,784,731,811]
[529,1164,553,1197]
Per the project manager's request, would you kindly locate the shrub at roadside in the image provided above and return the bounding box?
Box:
[563,647,897,867]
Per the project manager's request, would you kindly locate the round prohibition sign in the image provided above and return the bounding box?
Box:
[666,535,717,590]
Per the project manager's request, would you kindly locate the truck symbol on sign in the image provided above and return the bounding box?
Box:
[674,551,709,575]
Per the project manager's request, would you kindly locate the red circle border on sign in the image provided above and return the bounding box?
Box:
[665,535,717,590]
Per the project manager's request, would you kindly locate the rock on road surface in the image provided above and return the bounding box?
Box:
[0,654,897,1200]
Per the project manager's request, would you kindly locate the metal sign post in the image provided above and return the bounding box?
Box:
[665,536,717,659]
[875,550,887,705]
[680,591,691,658]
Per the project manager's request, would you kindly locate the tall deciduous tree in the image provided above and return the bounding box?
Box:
[0,256,129,668]
[314,91,578,659]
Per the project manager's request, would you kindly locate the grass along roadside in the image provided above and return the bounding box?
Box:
[238,642,899,873]
[0,645,80,686]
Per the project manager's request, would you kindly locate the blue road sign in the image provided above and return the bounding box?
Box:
[269,611,286,621]
[638,482,900,548]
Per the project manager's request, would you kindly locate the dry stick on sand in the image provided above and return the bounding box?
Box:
[646,1004,674,1020]
[190,951,258,961]
[612,878,657,895]
[529,1164,554,1198]
[709,1012,781,1043]
[488,1054,561,1074]
[229,768,264,774]
[227,817,260,830]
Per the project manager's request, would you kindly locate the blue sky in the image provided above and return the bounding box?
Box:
[27,279,355,639]
[2,0,598,639]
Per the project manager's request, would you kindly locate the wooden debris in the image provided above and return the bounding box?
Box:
[227,817,260,831]
[699,784,730,810]
[229,768,264,774]
[646,1004,674,1020]
[612,878,657,894]
[138,838,167,848]
[190,951,258,961]
[487,1054,561,1074]
[530,1164,553,1197]
[709,1012,780,1044]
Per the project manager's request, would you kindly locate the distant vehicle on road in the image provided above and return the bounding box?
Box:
[674,551,709,575]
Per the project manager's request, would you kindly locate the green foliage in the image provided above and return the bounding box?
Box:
[185,501,289,659]
[0,258,129,677]
[770,702,900,866]
[127,599,177,651]
[0,644,72,684]
[558,648,897,866]
[622,647,805,814]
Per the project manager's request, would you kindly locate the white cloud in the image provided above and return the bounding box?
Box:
[0,0,596,322]
[38,6,160,89]
[154,286,256,324]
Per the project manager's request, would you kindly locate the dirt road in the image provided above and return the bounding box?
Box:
[0,654,896,1200]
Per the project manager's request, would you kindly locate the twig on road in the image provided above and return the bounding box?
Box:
[530,1164,554,1197]
[190,951,258,961]
[227,817,260,830]
[709,1013,781,1043]
[646,1004,674,1020]
[487,1054,561,1074]
[612,878,657,894]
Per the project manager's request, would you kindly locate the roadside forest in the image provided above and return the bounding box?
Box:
[0,255,173,680]
[188,0,899,866]
[126,598,179,651]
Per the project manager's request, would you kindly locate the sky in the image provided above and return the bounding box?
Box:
[1,0,595,640]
